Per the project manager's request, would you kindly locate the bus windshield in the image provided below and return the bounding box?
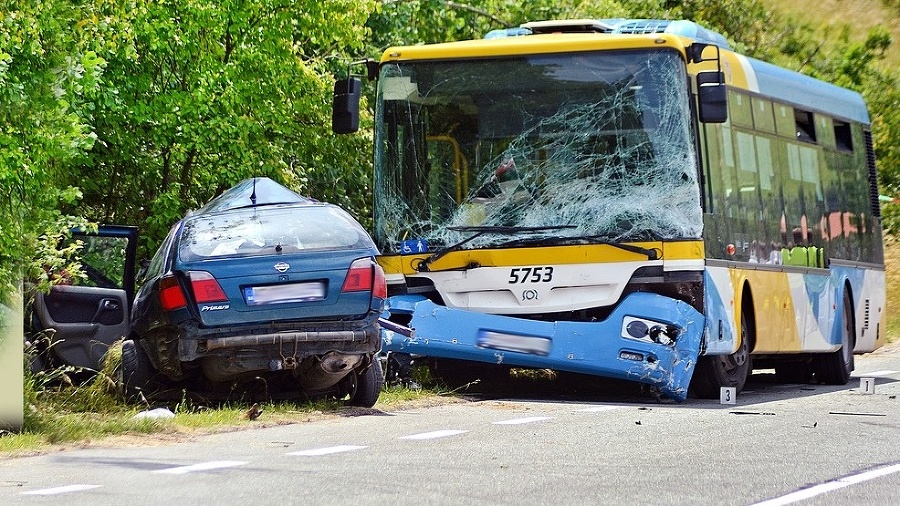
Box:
[374,49,702,253]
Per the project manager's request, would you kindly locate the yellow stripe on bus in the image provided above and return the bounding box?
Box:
[378,240,705,275]
[382,33,693,62]
[686,51,755,91]
[730,267,802,353]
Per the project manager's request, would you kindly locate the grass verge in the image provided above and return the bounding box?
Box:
[0,347,453,458]
[884,235,900,342]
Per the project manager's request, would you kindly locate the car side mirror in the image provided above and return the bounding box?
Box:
[332,77,362,134]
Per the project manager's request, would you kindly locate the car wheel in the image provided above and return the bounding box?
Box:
[813,290,854,385]
[691,311,752,399]
[346,357,384,408]
[29,353,47,375]
[119,339,156,402]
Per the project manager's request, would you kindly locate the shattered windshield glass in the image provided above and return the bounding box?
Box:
[178,205,371,261]
[373,49,701,253]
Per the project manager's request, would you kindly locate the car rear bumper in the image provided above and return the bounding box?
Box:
[155,317,382,383]
[203,329,375,351]
[173,315,382,362]
[381,292,704,401]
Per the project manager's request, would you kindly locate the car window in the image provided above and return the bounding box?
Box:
[73,235,130,289]
[142,223,178,283]
[177,205,372,261]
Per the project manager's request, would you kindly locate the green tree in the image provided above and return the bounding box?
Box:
[0,0,106,300]
[65,0,375,255]
[2,0,381,302]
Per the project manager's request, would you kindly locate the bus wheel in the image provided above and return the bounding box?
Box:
[813,290,854,384]
[690,312,751,399]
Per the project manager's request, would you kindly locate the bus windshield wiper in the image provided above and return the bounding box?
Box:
[496,234,661,260]
[416,225,575,272]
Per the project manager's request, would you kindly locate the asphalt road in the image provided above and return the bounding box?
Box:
[1,346,899,506]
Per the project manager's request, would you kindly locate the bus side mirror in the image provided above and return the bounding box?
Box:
[697,71,727,123]
[332,77,362,134]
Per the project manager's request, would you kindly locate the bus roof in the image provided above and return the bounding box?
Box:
[734,55,869,124]
[379,18,870,126]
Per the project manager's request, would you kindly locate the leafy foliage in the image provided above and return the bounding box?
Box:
[0,1,104,300]
[64,0,376,256]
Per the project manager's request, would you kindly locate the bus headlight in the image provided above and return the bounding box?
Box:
[625,320,649,339]
[622,316,680,346]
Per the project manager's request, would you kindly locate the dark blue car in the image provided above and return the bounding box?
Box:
[32,178,386,406]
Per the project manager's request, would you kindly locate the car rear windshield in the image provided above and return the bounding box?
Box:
[178,204,373,261]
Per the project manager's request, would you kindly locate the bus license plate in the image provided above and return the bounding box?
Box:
[476,330,551,356]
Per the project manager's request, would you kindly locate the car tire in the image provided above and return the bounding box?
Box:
[29,353,47,375]
[346,357,384,408]
[119,339,156,402]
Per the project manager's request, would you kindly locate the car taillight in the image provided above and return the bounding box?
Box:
[342,258,375,293]
[159,275,188,311]
[188,271,228,303]
[373,262,387,299]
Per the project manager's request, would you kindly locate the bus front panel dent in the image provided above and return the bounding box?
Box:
[382,292,704,401]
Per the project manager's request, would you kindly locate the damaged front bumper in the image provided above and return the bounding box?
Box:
[381,292,704,401]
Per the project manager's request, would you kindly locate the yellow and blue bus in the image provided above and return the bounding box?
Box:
[334,19,886,400]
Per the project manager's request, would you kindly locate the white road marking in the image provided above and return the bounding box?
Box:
[574,405,624,413]
[399,429,468,440]
[287,445,368,456]
[857,370,898,377]
[749,462,900,506]
[22,484,102,495]
[153,460,248,475]
[493,416,553,425]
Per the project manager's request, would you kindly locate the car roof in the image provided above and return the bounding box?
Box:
[193,177,315,215]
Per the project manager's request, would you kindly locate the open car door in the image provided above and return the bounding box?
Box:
[32,226,138,371]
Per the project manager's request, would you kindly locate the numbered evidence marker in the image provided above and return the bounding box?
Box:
[860,377,876,395]
[720,387,736,405]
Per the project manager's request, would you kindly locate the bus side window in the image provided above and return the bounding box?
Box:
[794,109,817,143]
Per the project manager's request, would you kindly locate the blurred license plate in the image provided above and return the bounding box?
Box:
[244,282,325,305]
[476,330,551,356]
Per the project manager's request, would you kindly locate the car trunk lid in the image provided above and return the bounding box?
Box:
[180,249,379,327]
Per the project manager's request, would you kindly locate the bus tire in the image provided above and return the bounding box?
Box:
[813,290,854,385]
[690,311,752,399]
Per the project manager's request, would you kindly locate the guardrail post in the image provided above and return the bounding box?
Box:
[1,291,24,431]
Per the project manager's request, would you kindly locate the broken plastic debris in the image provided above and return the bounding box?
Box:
[828,411,887,417]
[132,407,175,420]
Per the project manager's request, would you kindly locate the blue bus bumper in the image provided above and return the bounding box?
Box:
[381,292,704,401]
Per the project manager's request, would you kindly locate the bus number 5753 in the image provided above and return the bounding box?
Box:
[509,267,554,284]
